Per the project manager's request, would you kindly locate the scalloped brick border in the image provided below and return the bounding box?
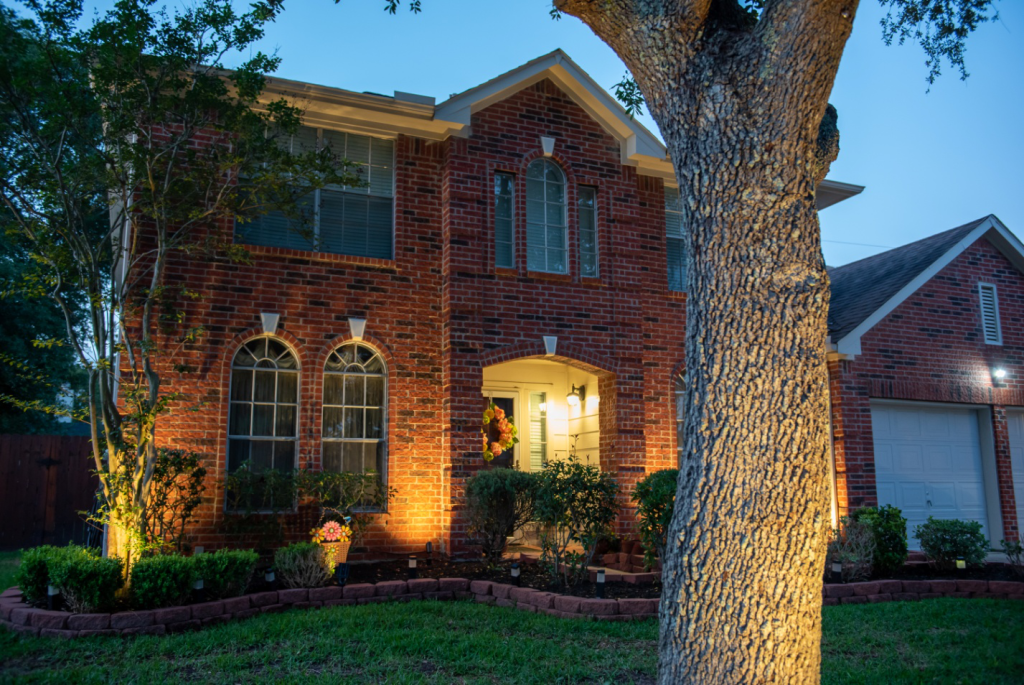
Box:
[2,578,1022,638]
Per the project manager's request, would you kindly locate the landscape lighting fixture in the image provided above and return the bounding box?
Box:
[408,555,418,580]
[567,384,586,408]
[511,562,521,587]
[596,569,606,598]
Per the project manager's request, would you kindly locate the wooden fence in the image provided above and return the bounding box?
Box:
[0,435,98,550]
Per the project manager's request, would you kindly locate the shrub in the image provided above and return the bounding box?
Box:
[1002,539,1023,577]
[194,549,259,599]
[16,545,83,605]
[143,448,207,554]
[534,445,619,588]
[465,468,540,564]
[274,542,331,589]
[130,554,197,609]
[48,549,124,613]
[914,517,989,570]
[631,469,678,571]
[827,516,875,583]
[850,505,908,575]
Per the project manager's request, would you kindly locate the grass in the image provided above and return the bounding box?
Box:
[0,598,1021,684]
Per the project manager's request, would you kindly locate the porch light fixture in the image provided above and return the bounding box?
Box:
[567,384,586,408]
[595,569,606,598]
[408,555,418,580]
[511,562,521,587]
[993,368,1008,386]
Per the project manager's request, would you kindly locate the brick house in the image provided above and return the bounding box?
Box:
[828,215,1023,547]
[168,49,1024,559]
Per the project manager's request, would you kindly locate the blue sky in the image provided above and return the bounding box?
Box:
[99,1,1024,266]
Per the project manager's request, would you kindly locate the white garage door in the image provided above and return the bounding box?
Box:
[872,403,990,549]
[1006,411,1024,539]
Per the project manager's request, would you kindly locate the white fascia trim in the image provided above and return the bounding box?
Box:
[835,216,1017,356]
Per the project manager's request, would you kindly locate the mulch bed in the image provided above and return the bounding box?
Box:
[347,558,663,600]
[873,562,1020,583]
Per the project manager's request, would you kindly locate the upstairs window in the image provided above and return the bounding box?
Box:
[578,186,598,278]
[665,186,687,292]
[322,342,387,477]
[235,126,395,260]
[526,159,567,274]
[494,172,515,268]
[979,283,1003,345]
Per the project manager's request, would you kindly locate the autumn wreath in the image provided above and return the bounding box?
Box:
[481,401,519,462]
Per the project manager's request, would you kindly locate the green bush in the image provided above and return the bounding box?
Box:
[466,468,540,564]
[274,542,331,589]
[1002,539,1023,577]
[631,469,678,571]
[827,516,875,582]
[16,545,70,605]
[850,505,909,575]
[130,554,197,609]
[535,449,619,588]
[915,517,989,570]
[48,549,124,613]
[194,549,258,599]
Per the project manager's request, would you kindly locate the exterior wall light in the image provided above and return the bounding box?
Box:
[567,384,586,408]
[993,368,1008,386]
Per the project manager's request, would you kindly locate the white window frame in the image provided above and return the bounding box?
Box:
[578,186,598,278]
[525,159,568,274]
[321,342,389,483]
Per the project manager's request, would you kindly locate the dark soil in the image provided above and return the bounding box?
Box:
[346,558,664,599]
[871,562,1021,583]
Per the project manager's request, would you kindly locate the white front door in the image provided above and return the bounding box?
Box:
[871,402,989,549]
[1005,411,1024,539]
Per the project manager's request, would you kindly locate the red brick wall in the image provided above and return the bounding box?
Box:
[150,78,688,556]
[830,237,1022,541]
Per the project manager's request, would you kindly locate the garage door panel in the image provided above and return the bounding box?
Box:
[871,403,989,550]
[1009,412,1024,537]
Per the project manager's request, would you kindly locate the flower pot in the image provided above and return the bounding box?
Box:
[321,540,351,567]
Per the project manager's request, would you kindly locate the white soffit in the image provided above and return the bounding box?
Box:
[835,215,1022,356]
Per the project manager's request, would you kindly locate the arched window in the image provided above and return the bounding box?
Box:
[525,159,567,274]
[227,337,300,476]
[322,342,387,476]
[675,374,685,465]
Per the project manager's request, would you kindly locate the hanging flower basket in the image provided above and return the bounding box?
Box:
[311,520,353,567]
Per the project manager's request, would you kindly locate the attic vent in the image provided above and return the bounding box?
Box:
[978,283,1002,345]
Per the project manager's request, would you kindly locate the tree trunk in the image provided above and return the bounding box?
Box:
[556,0,858,681]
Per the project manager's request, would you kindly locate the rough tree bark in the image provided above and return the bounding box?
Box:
[556,0,858,681]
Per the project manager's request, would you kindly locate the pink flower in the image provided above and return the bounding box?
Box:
[490,442,503,457]
[322,520,343,542]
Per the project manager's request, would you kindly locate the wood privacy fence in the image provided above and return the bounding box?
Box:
[0,435,98,550]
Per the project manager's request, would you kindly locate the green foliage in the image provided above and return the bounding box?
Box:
[194,549,259,600]
[465,468,540,564]
[221,465,298,554]
[827,517,876,582]
[295,469,395,545]
[880,0,999,85]
[1001,539,1023,577]
[631,469,678,571]
[850,505,909,575]
[914,517,989,569]
[273,542,331,589]
[15,545,85,605]
[534,443,619,588]
[47,548,124,613]
[142,449,207,555]
[130,554,197,610]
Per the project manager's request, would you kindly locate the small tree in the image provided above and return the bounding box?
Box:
[0,0,359,565]
[535,439,618,587]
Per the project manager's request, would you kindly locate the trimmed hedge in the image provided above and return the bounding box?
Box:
[194,549,259,600]
[131,554,198,610]
[48,548,124,613]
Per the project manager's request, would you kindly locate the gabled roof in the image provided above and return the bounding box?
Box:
[829,215,1024,356]
[264,50,863,208]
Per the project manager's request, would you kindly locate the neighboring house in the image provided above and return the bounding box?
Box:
[152,50,865,556]
[828,215,1023,548]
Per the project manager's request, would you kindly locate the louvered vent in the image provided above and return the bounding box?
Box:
[979,283,1002,345]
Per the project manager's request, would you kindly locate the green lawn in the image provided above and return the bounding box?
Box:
[0,551,20,595]
[1,596,1021,684]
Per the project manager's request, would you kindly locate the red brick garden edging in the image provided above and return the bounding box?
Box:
[2,577,1022,639]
